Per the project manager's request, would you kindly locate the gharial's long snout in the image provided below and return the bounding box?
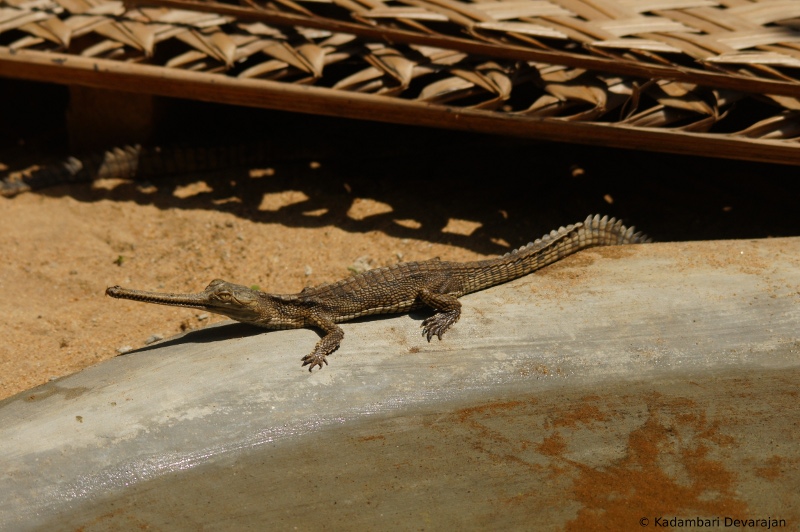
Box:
[106,285,210,308]
[106,279,268,323]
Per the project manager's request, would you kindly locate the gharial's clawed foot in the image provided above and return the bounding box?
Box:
[301,352,329,372]
[301,323,343,372]
[421,310,459,342]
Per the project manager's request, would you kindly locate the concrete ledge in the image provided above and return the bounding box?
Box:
[1,238,798,529]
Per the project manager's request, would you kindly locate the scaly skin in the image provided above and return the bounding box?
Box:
[1,143,269,197]
[106,214,650,371]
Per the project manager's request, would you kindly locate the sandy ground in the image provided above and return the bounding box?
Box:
[0,175,497,400]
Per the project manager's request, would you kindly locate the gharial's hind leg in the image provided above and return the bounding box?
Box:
[418,288,462,341]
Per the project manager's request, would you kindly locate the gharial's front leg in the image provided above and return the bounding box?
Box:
[301,314,344,371]
[418,288,462,341]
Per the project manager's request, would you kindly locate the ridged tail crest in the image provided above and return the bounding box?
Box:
[459,214,650,294]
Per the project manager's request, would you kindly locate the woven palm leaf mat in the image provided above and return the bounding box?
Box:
[1,0,799,164]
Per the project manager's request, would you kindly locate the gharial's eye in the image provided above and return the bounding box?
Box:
[215,292,232,302]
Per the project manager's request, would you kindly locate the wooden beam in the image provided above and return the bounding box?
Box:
[2,47,799,165]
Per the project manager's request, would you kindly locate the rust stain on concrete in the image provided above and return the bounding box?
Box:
[561,393,746,531]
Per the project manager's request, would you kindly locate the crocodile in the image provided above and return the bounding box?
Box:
[106,214,650,371]
[0,143,270,197]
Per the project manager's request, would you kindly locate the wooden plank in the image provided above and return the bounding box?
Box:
[2,47,800,165]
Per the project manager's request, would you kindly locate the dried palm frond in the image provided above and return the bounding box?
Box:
[1,0,799,164]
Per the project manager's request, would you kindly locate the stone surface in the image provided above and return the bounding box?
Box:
[1,238,798,530]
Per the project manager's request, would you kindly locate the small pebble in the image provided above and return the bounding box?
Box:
[350,256,373,274]
[197,313,209,321]
[116,345,133,354]
[144,334,163,345]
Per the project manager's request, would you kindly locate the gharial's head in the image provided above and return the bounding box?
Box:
[106,279,274,324]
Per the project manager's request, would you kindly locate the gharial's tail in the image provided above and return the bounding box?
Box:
[459,214,651,294]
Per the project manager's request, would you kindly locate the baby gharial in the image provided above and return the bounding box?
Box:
[106,214,649,371]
